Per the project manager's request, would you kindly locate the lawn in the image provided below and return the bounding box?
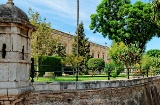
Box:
[32,74,128,82]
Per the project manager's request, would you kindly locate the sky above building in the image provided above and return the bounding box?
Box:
[0,0,159,52]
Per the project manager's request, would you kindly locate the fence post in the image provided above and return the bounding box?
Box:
[146,68,149,77]
[108,67,110,80]
[31,58,35,82]
[76,66,78,81]
[127,68,129,79]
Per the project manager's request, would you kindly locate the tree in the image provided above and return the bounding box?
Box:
[55,42,66,58]
[108,41,126,64]
[72,22,91,71]
[29,8,64,79]
[105,60,124,77]
[90,0,130,41]
[87,58,105,75]
[90,0,160,52]
[146,49,160,57]
[29,8,64,57]
[140,54,153,73]
[108,41,143,78]
[29,8,52,57]
[146,49,160,73]
[61,54,83,74]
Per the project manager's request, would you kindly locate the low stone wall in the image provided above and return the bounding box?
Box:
[32,77,158,91]
[28,76,160,105]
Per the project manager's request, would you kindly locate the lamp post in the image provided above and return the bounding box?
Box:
[76,0,79,81]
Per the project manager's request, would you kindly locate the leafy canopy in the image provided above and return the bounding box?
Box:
[90,0,160,52]
[29,8,63,58]
[146,49,160,57]
[108,41,142,68]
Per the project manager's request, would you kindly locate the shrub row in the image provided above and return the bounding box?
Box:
[38,56,62,76]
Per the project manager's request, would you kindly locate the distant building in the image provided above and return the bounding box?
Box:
[52,29,109,62]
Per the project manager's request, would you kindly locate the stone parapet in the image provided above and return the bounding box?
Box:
[29,76,160,105]
[32,76,160,91]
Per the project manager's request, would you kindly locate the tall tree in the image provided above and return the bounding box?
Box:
[90,0,160,52]
[72,22,91,71]
[90,0,130,41]
[29,8,62,57]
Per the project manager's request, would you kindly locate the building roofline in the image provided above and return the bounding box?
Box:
[52,29,108,49]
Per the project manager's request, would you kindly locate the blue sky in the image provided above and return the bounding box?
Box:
[0,0,160,51]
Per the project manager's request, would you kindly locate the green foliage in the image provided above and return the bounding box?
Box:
[72,22,91,71]
[90,0,130,39]
[152,0,160,26]
[55,42,66,58]
[87,58,105,74]
[105,61,124,77]
[145,49,160,73]
[146,49,160,57]
[108,41,126,64]
[61,54,83,67]
[29,8,63,57]
[108,41,142,69]
[140,53,160,75]
[140,54,153,71]
[90,0,160,52]
[38,56,62,76]
[105,61,115,73]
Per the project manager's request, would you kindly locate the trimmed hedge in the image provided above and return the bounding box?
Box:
[38,56,62,76]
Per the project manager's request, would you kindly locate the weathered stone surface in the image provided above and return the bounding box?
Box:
[28,76,160,105]
[0,89,7,97]
[0,64,9,81]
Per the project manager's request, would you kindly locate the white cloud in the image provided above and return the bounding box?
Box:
[14,0,100,28]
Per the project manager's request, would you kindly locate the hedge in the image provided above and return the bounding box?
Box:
[38,56,62,76]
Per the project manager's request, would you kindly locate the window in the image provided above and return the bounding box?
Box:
[92,53,94,57]
[2,44,6,58]
[22,46,24,60]
[103,55,104,59]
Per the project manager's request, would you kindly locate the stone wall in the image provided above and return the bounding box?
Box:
[28,76,160,105]
[0,92,31,105]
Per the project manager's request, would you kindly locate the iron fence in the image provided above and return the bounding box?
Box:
[30,58,159,82]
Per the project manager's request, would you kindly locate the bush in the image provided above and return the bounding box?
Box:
[87,58,105,74]
[38,56,62,76]
[105,61,124,77]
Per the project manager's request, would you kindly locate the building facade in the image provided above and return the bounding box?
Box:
[52,29,109,62]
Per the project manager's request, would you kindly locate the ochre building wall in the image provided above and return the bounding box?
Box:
[52,29,109,62]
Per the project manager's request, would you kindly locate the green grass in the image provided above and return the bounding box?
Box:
[33,74,127,82]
